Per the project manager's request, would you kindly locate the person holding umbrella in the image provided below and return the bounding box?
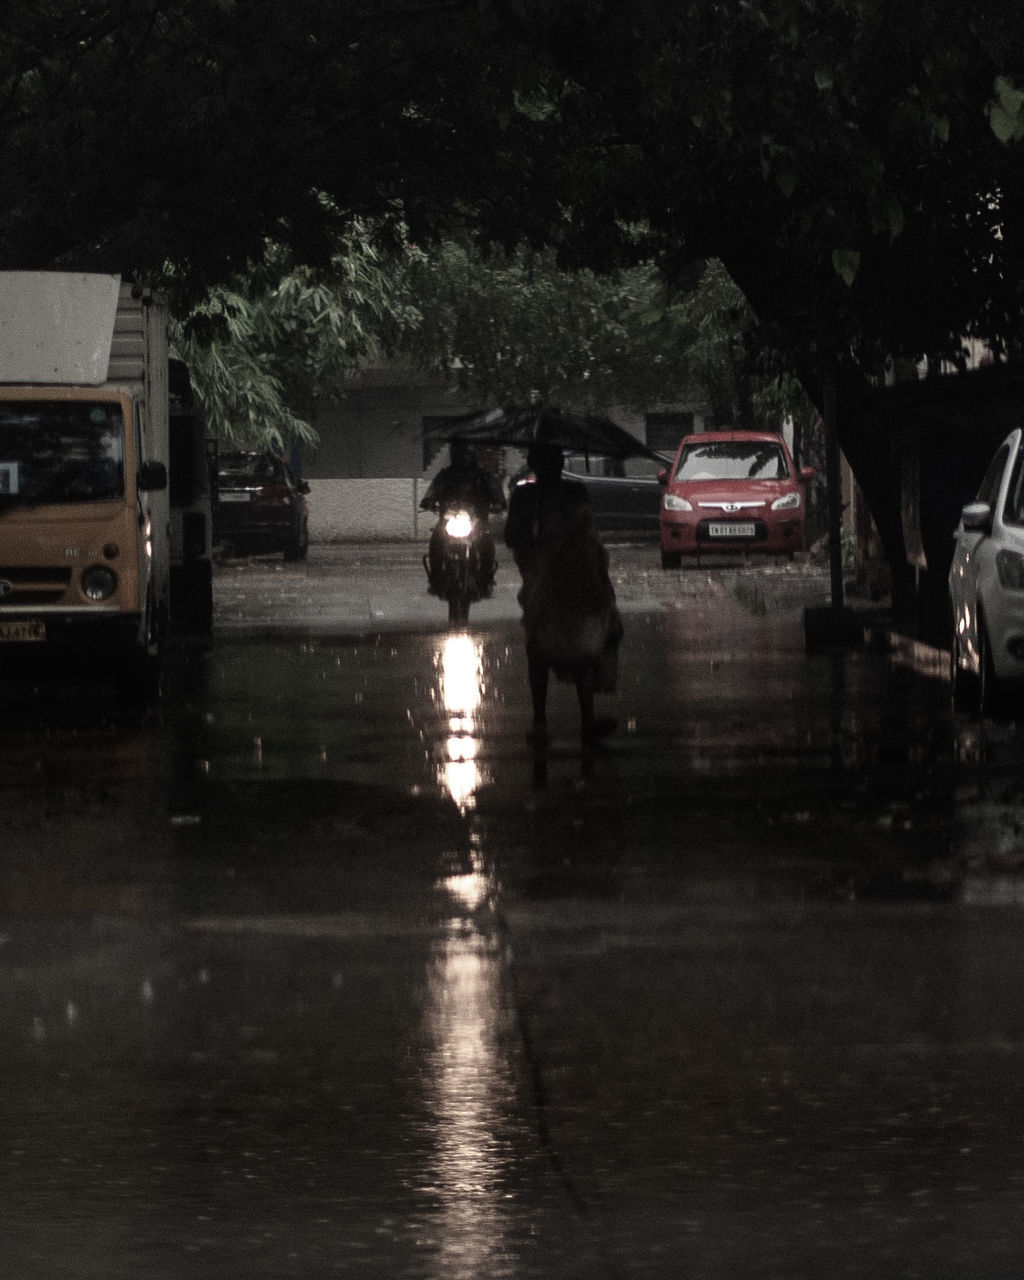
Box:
[504,440,621,747]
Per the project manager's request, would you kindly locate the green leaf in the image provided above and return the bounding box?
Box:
[990,102,1021,145]
[990,77,1024,143]
[995,75,1024,117]
[886,197,906,241]
[832,249,861,288]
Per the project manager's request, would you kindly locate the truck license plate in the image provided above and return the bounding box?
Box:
[708,522,755,538]
[0,619,45,642]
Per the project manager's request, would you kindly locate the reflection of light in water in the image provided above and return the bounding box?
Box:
[444,737,478,811]
[441,634,482,717]
[423,921,512,1277]
[436,635,486,811]
[445,868,488,913]
[420,641,509,1272]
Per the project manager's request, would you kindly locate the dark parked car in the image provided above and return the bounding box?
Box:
[511,452,669,534]
[213,451,310,560]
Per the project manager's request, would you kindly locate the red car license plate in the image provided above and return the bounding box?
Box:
[707,522,756,538]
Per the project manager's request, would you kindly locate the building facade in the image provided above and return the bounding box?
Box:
[300,358,712,541]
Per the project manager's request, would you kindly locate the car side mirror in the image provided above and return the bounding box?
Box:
[800,466,818,482]
[960,501,992,533]
[657,468,668,486]
[297,479,311,495]
[137,461,168,492]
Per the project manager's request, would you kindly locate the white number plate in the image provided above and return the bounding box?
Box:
[0,619,45,642]
[707,522,756,538]
[219,491,252,503]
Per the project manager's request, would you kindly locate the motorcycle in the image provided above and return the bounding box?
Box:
[423,506,495,626]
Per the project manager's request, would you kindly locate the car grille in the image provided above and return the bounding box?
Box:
[0,566,73,606]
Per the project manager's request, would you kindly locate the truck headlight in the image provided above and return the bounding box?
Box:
[81,566,117,600]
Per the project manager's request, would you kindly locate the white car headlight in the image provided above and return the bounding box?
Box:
[771,491,801,511]
[996,548,1024,589]
[663,494,692,512]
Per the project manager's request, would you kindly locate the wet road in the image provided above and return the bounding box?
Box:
[3,543,1024,1278]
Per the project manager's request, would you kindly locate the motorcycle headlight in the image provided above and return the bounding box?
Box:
[771,491,801,511]
[444,510,474,538]
[663,494,692,512]
[996,548,1024,589]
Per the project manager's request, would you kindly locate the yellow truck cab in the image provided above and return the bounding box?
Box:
[0,272,170,696]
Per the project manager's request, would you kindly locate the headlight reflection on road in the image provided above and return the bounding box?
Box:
[422,636,515,1272]
[422,925,513,1277]
[436,634,489,810]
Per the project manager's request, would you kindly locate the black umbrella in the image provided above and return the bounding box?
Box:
[426,403,664,462]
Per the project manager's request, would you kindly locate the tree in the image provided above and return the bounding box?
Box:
[171,226,416,447]
[396,241,803,429]
[0,0,547,303]
[488,0,1024,366]
[473,0,1024,610]
[8,0,1024,367]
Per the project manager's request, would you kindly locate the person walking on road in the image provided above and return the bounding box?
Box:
[504,441,621,746]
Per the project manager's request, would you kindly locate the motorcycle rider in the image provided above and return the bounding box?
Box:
[420,439,506,595]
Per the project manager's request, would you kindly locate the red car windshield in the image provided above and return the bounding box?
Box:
[675,441,788,482]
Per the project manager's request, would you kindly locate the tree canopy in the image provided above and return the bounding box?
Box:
[0,0,534,303]
[488,0,1024,373]
[170,228,417,445]
[395,243,758,417]
[4,0,1024,376]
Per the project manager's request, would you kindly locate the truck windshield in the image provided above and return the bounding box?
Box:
[0,400,125,503]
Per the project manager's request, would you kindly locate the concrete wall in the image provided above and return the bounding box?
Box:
[307,477,432,542]
[302,360,476,481]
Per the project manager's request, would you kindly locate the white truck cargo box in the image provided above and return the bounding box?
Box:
[0,271,121,385]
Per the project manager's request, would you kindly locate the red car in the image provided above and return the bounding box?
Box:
[658,430,815,568]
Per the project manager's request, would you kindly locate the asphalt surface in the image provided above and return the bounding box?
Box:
[3,540,1024,1278]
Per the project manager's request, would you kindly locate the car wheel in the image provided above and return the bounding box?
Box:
[661,549,682,570]
[977,614,1006,719]
[284,523,308,562]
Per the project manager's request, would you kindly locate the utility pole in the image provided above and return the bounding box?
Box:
[823,364,845,616]
[804,361,860,649]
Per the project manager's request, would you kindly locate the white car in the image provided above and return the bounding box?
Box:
[949,427,1024,715]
